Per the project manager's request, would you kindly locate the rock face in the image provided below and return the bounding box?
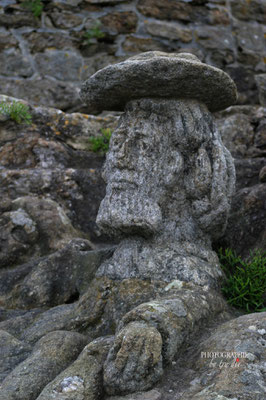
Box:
[215,105,266,257]
[0,0,265,110]
[81,51,237,394]
[0,54,265,400]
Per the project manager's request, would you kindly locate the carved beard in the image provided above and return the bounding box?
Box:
[96,187,162,238]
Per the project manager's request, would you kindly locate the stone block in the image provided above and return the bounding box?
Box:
[122,35,170,54]
[35,50,83,81]
[231,0,266,23]
[100,11,138,35]
[144,20,192,43]
[0,48,33,77]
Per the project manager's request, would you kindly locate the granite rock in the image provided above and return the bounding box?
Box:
[0,239,114,309]
[81,52,237,113]
[0,330,88,400]
[36,336,114,400]
[0,330,31,383]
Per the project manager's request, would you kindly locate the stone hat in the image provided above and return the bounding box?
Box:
[80,51,238,113]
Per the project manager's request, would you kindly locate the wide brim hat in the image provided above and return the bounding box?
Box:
[80,51,237,113]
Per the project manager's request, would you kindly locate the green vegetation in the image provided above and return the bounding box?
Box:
[22,0,44,18]
[218,248,266,313]
[89,128,112,153]
[0,101,32,125]
[83,21,105,45]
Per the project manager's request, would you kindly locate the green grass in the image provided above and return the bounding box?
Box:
[22,0,44,18]
[83,21,105,45]
[0,101,32,125]
[89,128,112,153]
[218,248,266,313]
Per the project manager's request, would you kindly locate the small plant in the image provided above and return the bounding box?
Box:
[0,101,32,125]
[22,0,44,18]
[219,248,266,313]
[89,128,112,153]
[83,21,105,46]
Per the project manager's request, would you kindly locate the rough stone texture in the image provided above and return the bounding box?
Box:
[215,105,266,257]
[109,390,162,400]
[0,56,265,400]
[0,330,88,400]
[165,312,266,400]
[95,94,235,287]
[0,330,31,382]
[81,52,237,113]
[217,183,266,258]
[0,0,265,109]
[0,196,90,269]
[0,238,115,309]
[104,287,226,394]
[80,52,237,394]
[144,21,192,43]
[0,94,118,244]
[100,12,138,35]
[36,336,114,400]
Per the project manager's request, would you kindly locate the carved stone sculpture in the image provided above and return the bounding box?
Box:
[81,51,237,395]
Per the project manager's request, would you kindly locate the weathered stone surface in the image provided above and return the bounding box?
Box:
[137,0,208,23]
[95,96,235,286]
[234,22,265,55]
[104,321,163,394]
[0,308,44,340]
[231,0,266,23]
[217,183,266,258]
[35,50,83,81]
[0,12,40,28]
[0,196,88,268]
[103,287,227,394]
[255,74,266,106]
[0,78,81,110]
[122,36,170,54]
[195,26,235,67]
[108,390,162,400]
[0,48,34,77]
[0,330,31,382]
[81,53,237,395]
[0,239,114,309]
[100,11,138,35]
[216,105,266,158]
[234,158,266,190]
[0,28,18,51]
[177,312,266,399]
[23,31,76,53]
[50,11,83,29]
[81,54,125,82]
[0,330,87,400]
[0,94,117,241]
[225,64,259,105]
[36,336,114,400]
[144,20,192,42]
[81,52,237,113]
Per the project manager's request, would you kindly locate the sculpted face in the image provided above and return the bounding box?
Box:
[96,99,184,237]
[96,98,234,242]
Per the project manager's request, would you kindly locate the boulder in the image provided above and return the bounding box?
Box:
[0,330,88,400]
[36,336,114,400]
